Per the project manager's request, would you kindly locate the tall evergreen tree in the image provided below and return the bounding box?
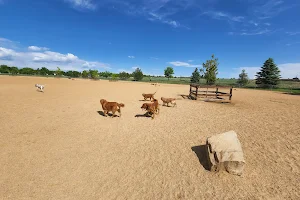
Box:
[237,69,249,86]
[256,58,281,87]
[190,68,200,83]
[202,54,218,85]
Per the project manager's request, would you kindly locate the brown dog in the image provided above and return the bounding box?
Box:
[142,91,157,101]
[100,99,125,117]
[161,97,177,107]
[141,99,160,119]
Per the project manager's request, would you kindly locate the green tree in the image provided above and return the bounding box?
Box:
[10,66,19,75]
[237,69,249,86]
[190,68,201,83]
[48,70,55,76]
[256,58,281,87]
[99,71,112,78]
[82,70,89,78]
[202,54,219,85]
[0,65,11,73]
[40,67,50,75]
[132,68,144,81]
[65,71,80,77]
[111,74,118,81]
[72,71,81,77]
[119,71,130,80]
[89,69,99,80]
[35,68,41,75]
[19,67,35,75]
[56,67,63,77]
[164,66,174,80]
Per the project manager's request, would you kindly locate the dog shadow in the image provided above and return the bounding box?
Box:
[191,145,211,171]
[97,111,119,117]
[135,113,151,118]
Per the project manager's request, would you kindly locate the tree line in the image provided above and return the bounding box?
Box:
[0,65,146,81]
[189,55,283,88]
[0,56,285,88]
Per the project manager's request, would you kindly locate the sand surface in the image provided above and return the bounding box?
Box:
[0,76,299,200]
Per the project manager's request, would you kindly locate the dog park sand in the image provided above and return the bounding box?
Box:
[1,76,299,200]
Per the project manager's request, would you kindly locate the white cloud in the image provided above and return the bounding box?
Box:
[233,63,300,79]
[148,12,180,28]
[64,0,96,10]
[253,0,293,19]
[188,60,194,62]
[286,31,300,36]
[286,42,300,46]
[28,46,49,51]
[168,61,201,68]
[108,0,188,28]
[128,56,135,59]
[278,63,300,78]
[0,37,20,49]
[0,38,110,71]
[32,51,78,62]
[0,47,16,60]
[203,11,244,22]
[249,20,259,26]
[229,29,273,36]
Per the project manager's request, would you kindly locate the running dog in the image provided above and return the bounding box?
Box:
[141,99,160,119]
[161,97,177,107]
[100,99,125,118]
[35,84,45,92]
[142,91,157,101]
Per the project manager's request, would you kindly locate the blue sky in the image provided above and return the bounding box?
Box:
[0,0,300,78]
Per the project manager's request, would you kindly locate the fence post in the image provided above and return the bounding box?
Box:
[229,87,233,100]
[216,87,219,99]
[196,85,199,100]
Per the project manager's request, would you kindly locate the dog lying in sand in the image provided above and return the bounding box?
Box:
[141,99,160,119]
[35,84,45,92]
[142,91,157,101]
[161,97,177,107]
[100,99,125,118]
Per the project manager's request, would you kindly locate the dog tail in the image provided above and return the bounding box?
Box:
[118,103,125,108]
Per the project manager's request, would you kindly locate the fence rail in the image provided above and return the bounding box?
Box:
[189,84,233,102]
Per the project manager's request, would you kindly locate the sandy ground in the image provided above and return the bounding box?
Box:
[0,76,299,200]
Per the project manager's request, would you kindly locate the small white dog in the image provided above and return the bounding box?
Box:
[35,84,45,92]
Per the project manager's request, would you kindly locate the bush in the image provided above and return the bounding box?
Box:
[132,68,144,81]
[119,71,130,80]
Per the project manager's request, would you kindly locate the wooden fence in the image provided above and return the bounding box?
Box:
[189,84,233,102]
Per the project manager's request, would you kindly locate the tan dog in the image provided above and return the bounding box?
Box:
[142,91,157,101]
[161,97,177,107]
[141,99,160,119]
[100,99,125,117]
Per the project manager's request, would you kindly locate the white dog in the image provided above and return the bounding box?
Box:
[35,84,45,92]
